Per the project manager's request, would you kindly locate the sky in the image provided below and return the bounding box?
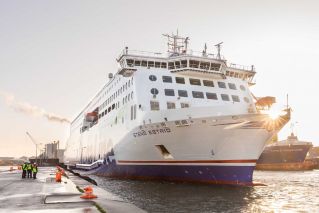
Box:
[0,0,319,157]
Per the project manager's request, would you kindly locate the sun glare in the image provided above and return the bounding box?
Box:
[267,109,281,120]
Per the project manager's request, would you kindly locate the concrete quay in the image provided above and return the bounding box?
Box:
[0,167,146,213]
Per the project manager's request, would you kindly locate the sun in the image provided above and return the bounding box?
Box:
[267,109,281,120]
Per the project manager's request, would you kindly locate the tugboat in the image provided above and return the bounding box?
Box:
[256,133,313,170]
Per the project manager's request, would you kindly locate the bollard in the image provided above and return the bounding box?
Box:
[80,186,97,199]
[55,171,62,182]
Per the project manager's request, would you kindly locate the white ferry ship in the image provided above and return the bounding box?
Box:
[64,33,290,185]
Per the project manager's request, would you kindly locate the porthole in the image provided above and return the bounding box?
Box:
[150,88,159,95]
[240,85,246,91]
[149,75,157,81]
[244,97,250,103]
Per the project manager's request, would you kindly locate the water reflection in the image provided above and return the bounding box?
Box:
[92,170,319,212]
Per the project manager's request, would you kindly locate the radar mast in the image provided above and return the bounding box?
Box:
[163,31,189,57]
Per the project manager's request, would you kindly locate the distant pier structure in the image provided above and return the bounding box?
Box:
[30,141,65,166]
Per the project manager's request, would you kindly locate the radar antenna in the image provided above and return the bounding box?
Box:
[214,42,223,60]
[163,31,189,56]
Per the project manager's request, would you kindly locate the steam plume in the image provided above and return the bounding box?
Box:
[0,91,70,124]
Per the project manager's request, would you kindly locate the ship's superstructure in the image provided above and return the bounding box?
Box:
[64,33,290,185]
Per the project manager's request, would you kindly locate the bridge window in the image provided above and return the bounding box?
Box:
[178,90,188,97]
[167,102,176,109]
[175,61,181,69]
[150,101,160,111]
[168,62,175,70]
[206,92,218,100]
[175,77,185,84]
[203,80,214,87]
[240,85,246,91]
[232,95,240,102]
[149,75,157,81]
[200,62,210,70]
[150,88,159,95]
[218,82,226,88]
[164,89,175,96]
[126,59,134,67]
[141,60,147,67]
[155,62,161,68]
[228,83,237,90]
[161,62,167,68]
[210,63,221,71]
[148,61,154,67]
[134,60,141,66]
[189,60,199,68]
[181,60,187,68]
[163,76,172,83]
[221,94,230,101]
[190,78,201,86]
[192,91,204,99]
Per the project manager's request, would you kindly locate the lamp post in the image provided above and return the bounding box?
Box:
[26,132,42,163]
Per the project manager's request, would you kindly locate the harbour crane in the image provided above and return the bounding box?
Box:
[26,132,42,162]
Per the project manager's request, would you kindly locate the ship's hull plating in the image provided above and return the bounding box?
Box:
[256,144,312,171]
[95,161,256,185]
[91,114,286,185]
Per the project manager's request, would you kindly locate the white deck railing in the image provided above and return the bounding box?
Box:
[75,159,104,170]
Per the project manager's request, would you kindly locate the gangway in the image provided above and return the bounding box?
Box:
[75,159,104,170]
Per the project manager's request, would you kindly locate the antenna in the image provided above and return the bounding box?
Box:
[184,37,189,53]
[163,31,188,56]
[202,43,207,56]
[214,42,223,60]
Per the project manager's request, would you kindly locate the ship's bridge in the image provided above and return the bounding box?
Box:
[116,33,256,83]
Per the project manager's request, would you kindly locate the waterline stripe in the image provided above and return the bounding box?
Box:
[118,159,257,164]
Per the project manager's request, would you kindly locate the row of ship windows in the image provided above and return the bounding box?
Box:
[149,75,246,91]
[126,59,221,71]
[106,77,133,93]
[151,88,249,103]
[127,59,167,68]
[100,79,133,110]
[98,92,134,119]
[150,101,190,110]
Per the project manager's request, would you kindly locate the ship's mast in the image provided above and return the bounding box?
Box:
[163,31,189,56]
[214,42,223,60]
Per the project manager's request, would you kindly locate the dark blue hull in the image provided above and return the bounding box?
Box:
[94,161,256,185]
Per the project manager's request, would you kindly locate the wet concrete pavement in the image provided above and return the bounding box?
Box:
[0,167,146,213]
